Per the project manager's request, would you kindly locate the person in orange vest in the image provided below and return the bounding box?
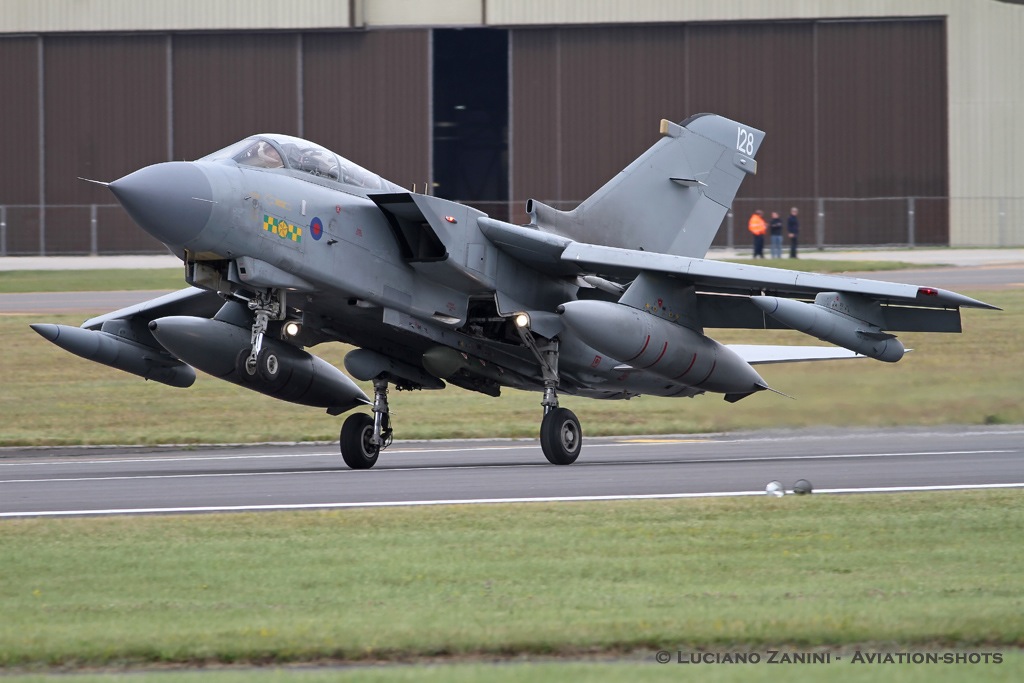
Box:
[748,209,766,258]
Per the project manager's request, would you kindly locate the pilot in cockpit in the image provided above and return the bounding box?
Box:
[255,141,283,168]
[234,140,283,169]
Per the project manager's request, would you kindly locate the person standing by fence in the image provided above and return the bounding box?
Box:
[769,211,783,258]
[748,209,766,258]
[787,206,800,258]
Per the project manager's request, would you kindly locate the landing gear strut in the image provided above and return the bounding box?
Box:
[236,289,286,382]
[515,325,582,465]
[340,378,393,469]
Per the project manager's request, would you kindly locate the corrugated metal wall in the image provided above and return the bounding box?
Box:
[173,34,300,160]
[302,30,430,186]
[0,29,431,255]
[0,19,946,254]
[511,19,948,246]
[44,35,169,253]
[0,37,42,253]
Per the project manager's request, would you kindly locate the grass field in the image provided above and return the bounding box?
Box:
[717,257,939,273]
[2,268,1021,681]
[0,268,183,293]
[1,490,1021,674]
[4,662,1024,683]
[2,288,1018,446]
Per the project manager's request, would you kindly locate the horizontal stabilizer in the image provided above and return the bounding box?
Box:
[728,344,862,365]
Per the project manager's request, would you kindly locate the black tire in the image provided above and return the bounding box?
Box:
[256,348,281,382]
[235,347,258,383]
[340,413,379,469]
[540,407,582,465]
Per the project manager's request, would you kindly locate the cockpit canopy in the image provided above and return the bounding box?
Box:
[201,134,402,191]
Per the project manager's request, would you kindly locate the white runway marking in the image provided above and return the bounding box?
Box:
[3,482,1022,519]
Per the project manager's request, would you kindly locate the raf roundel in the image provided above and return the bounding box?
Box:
[310,217,324,241]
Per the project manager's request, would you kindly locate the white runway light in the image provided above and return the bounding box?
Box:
[766,480,785,497]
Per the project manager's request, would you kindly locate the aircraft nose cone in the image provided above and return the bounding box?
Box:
[29,323,60,342]
[109,162,213,246]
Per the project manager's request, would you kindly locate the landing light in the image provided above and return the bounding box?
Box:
[514,312,531,329]
[284,321,301,337]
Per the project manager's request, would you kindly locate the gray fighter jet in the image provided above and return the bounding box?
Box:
[32,115,997,468]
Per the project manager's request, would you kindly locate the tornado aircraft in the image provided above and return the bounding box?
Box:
[32,115,997,468]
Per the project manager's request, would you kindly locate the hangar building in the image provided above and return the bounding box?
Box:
[1,0,1022,254]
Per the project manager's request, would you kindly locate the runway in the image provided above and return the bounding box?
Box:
[2,426,1021,518]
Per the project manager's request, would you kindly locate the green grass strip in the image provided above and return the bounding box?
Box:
[719,258,933,273]
[0,269,182,293]
[2,656,1023,683]
[1,490,1021,669]
[0,258,925,294]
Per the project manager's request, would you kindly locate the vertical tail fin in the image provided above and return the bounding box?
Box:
[528,114,764,257]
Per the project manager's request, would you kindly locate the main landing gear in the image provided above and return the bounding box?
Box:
[339,378,392,469]
[335,326,583,469]
[516,326,582,466]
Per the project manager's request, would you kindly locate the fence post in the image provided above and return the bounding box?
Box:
[815,197,825,250]
[90,204,99,256]
[907,196,916,247]
[998,197,1006,247]
[0,205,6,257]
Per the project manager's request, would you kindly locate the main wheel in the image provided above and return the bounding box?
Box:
[540,407,582,465]
[340,413,379,469]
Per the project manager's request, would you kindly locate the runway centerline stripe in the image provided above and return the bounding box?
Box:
[3,482,1023,518]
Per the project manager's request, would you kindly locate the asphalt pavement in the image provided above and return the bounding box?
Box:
[3,426,1021,518]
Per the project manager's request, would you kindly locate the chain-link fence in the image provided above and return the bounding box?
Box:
[3,197,1023,256]
[0,204,165,256]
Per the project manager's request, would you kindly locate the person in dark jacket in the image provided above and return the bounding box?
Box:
[787,207,800,258]
[769,211,783,258]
